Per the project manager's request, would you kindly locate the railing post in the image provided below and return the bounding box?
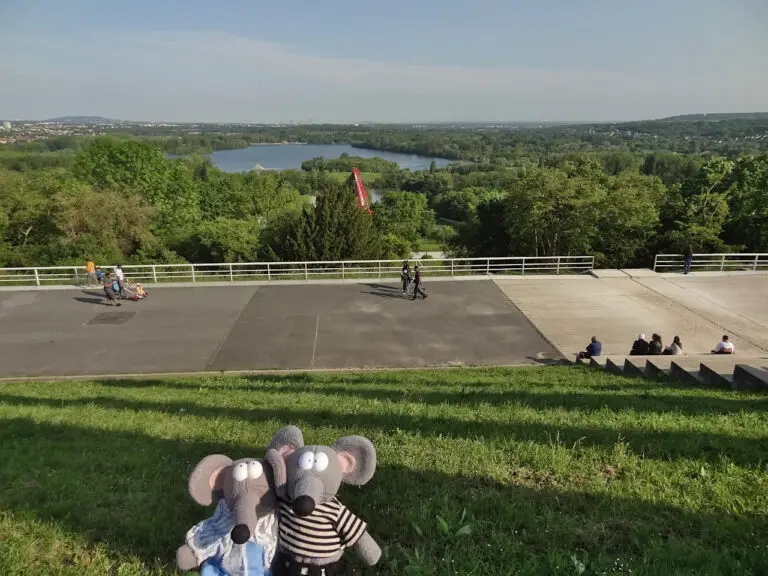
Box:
[267,263,271,281]
[191,265,196,283]
[378,261,381,279]
[73,266,79,285]
[229,263,234,282]
[754,255,759,272]
[486,258,490,275]
[653,254,658,272]
[451,259,454,277]
[521,259,526,276]
[152,265,158,283]
[720,254,725,271]
[304,262,308,280]
[342,262,345,280]
[34,268,40,286]
[556,257,561,275]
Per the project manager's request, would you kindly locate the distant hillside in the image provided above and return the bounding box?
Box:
[659,112,768,122]
[43,116,116,124]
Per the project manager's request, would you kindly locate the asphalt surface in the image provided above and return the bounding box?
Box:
[0,281,557,377]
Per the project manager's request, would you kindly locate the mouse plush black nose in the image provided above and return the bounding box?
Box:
[231,524,251,544]
[292,495,315,517]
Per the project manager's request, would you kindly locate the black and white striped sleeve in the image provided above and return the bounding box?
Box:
[335,503,367,548]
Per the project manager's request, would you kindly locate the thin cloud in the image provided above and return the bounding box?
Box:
[1,30,766,122]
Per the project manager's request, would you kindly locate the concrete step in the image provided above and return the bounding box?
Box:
[589,356,607,369]
[699,362,736,389]
[645,357,676,379]
[622,357,647,377]
[733,365,768,391]
[669,360,706,385]
[604,356,626,374]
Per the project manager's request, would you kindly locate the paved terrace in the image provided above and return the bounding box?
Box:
[2,271,766,378]
[0,281,556,378]
[494,271,768,359]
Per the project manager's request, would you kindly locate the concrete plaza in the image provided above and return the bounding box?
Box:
[494,272,768,359]
[0,281,556,378]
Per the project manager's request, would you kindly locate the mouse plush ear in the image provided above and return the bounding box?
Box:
[332,436,376,486]
[267,425,304,458]
[188,454,233,506]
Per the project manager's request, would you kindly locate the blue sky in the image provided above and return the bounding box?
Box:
[1,0,766,122]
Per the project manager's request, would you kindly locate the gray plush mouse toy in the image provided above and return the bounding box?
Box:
[176,426,304,576]
[271,432,381,576]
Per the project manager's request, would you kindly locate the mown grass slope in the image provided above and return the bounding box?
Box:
[0,366,766,575]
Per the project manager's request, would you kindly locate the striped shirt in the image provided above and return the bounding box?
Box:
[278,498,367,558]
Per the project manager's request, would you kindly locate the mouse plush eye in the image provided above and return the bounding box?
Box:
[298,452,315,471]
[233,462,248,482]
[248,460,263,479]
[314,452,329,472]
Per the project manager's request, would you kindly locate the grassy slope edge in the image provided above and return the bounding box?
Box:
[0,366,766,575]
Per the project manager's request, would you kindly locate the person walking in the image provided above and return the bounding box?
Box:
[683,249,693,274]
[114,264,127,299]
[412,265,427,300]
[85,258,97,286]
[401,260,412,294]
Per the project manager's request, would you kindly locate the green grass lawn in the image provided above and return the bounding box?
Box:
[327,171,380,186]
[416,237,443,252]
[1,367,767,575]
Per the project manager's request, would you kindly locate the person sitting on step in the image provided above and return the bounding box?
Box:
[630,334,649,355]
[577,336,602,360]
[712,335,735,354]
[648,333,663,355]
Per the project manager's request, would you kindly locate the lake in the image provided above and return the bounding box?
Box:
[206,144,452,173]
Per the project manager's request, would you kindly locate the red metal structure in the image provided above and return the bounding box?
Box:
[351,168,373,214]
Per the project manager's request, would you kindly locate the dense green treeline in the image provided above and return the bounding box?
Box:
[1,127,767,271]
[418,153,768,267]
[0,138,427,268]
[301,153,399,173]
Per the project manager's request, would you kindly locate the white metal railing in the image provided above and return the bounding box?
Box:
[654,253,768,272]
[0,256,594,287]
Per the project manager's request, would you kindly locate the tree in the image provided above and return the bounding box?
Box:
[593,172,664,267]
[281,181,384,261]
[723,154,768,251]
[176,218,261,263]
[52,181,155,264]
[0,169,53,248]
[73,138,200,236]
[431,187,503,221]
[73,137,168,197]
[656,158,734,253]
[502,166,603,257]
[373,191,434,245]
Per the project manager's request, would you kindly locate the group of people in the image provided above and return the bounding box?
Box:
[629,333,685,356]
[400,260,428,300]
[577,332,736,359]
[84,258,148,306]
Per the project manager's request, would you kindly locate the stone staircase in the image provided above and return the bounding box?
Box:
[577,354,768,391]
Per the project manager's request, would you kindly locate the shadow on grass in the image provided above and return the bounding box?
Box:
[1,392,766,467]
[0,418,764,575]
[97,374,768,418]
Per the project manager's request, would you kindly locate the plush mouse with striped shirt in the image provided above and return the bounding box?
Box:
[272,432,381,576]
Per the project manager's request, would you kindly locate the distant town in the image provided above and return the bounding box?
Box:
[1,114,766,148]
[0,116,577,145]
